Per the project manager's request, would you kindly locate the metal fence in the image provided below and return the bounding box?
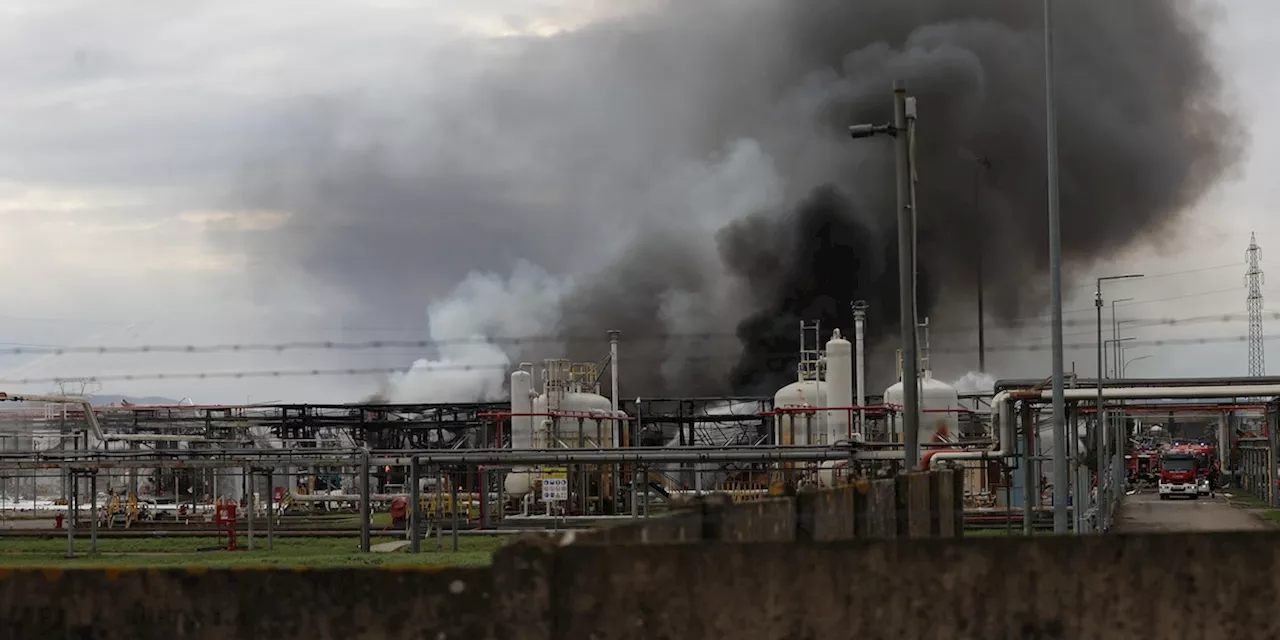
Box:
[1237,437,1277,506]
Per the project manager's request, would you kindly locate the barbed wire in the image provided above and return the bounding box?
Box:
[0,270,1264,337]
[0,308,1275,357]
[0,331,1275,386]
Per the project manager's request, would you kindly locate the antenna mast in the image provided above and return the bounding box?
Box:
[1247,232,1266,376]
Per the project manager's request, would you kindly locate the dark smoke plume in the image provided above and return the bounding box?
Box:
[235,0,1243,399]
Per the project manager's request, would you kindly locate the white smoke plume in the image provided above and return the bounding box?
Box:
[952,370,996,394]
[386,260,572,403]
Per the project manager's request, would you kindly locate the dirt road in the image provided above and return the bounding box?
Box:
[1113,491,1269,533]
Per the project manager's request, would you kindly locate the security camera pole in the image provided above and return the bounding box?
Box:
[849,82,920,469]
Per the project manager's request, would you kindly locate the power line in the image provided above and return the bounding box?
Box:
[2,331,1277,386]
[0,307,1272,357]
[0,262,1255,332]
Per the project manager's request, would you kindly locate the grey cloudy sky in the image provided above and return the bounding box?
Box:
[0,0,1273,402]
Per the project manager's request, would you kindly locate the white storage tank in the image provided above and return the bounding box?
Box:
[504,382,622,498]
[775,380,827,446]
[510,368,534,449]
[532,391,616,446]
[504,368,537,497]
[824,330,853,444]
[883,372,961,446]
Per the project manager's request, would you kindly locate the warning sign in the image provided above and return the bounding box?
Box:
[541,466,568,502]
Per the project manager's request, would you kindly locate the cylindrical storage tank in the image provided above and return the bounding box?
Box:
[551,392,615,446]
[918,375,961,445]
[504,369,536,497]
[774,380,827,445]
[825,330,853,444]
[883,374,961,447]
[510,370,534,449]
[506,390,618,497]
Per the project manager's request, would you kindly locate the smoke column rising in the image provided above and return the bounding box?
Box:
[237,0,1243,400]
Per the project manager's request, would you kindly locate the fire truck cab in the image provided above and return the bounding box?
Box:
[1158,449,1201,500]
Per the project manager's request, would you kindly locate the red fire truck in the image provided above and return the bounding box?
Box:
[1126,449,1159,487]
[1182,443,1218,497]
[1158,448,1201,500]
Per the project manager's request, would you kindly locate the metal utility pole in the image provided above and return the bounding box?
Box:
[1043,0,1070,534]
[1095,274,1142,533]
[893,85,921,469]
[53,377,100,503]
[973,156,991,373]
[848,82,920,468]
[1247,232,1266,376]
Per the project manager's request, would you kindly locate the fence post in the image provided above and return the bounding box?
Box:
[852,481,869,538]
[953,468,965,536]
[795,488,817,542]
[700,498,723,542]
[894,474,910,537]
[934,469,956,538]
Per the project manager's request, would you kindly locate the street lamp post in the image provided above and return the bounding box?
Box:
[1112,320,1137,377]
[1095,274,1142,532]
[850,83,920,468]
[1123,355,1152,377]
[1044,0,1070,535]
[1110,298,1134,377]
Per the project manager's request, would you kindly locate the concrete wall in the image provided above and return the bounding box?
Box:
[579,470,965,544]
[7,531,1280,638]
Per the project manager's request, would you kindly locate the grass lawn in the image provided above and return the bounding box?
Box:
[0,535,507,568]
[1225,490,1280,526]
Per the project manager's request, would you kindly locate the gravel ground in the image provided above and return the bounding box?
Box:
[1113,490,1269,533]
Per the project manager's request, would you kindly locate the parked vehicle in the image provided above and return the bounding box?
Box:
[1158,450,1200,500]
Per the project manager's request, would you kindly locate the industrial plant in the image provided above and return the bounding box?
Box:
[0,303,1270,551]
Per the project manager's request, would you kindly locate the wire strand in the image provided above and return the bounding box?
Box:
[0,308,1273,356]
[0,331,1275,386]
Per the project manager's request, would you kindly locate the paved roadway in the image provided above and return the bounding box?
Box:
[1113,491,1269,533]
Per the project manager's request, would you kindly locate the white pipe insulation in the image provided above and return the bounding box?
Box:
[284,468,499,503]
[926,384,1280,469]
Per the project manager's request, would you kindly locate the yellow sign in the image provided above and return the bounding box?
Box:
[540,466,569,502]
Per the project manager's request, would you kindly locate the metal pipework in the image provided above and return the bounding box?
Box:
[0,445,858,471]
[924,390,1016,468]
[923,381,1277,470]
[0,392,206,443]
[853,301,868,438]
[1029,385,1280,403]
[994,376,1280,391]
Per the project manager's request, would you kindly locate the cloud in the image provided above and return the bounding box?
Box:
[0,0,1271,403]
